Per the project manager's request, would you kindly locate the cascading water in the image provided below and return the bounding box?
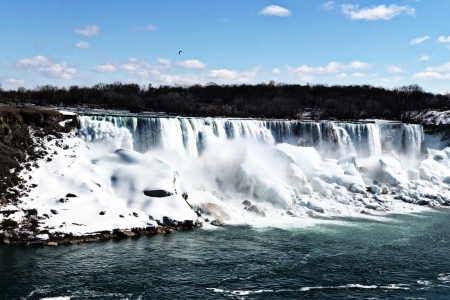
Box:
[78,116,425,159]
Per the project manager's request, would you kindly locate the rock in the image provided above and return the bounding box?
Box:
[47,242,58,247]
[307,201,324,213]
[204,218,210,222]
[122,230,135,237]
[286,210,294,216]
[133,212,139,217]
[367,185,380,195]
[119,215,124,218]
[148,215,154,220]
[65,193,77,197]
[99,211,106,215]
[182,192,188,200]
[247,204,266,217]
[242,200,252,207]
[183,220,194,227]
[443,176,450,184]
[417,199,430,206]
[360,210,372,215]
[3,238,10,244]
[211,219,224,226]
[143,190,173,197]
[199,203,231,221]
[50,209,58,215]
[434,154,445,162]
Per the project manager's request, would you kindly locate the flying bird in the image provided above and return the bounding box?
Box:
[178,50,183,55]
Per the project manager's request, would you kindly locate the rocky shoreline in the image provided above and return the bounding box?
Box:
[0,105,204,246]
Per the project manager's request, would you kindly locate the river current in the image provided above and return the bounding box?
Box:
[1,209,449,299]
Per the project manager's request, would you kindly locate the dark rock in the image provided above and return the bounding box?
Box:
[148,215,154,220]
[50,209,59,215]
[195,210,202,217]
[434,154,444,162]
[211,219,224,226]
[119,215,124,218]
[183,220,194,227]
[143,190,173,197]
[286,210,294,216]
[242,199,252,207]
[360,210,372,215]
[163,216,174,225]
[25,209,37,216]
[204,218,210,222]
[99,211,106,215]
[417,199,430,206]
[247,204,266,217]
[65,193,77,197]
[133,212,139,217]
[182,192,188,200]
[365,204,380,211]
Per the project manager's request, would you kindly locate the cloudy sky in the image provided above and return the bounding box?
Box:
[0,0,449,93]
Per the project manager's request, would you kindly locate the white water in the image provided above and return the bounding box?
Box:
[75,116,450,227]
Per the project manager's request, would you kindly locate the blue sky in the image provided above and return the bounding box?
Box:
[0,0,449,93]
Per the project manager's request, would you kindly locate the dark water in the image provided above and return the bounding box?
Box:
[1,210,450,300]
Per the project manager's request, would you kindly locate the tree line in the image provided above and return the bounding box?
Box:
[0,81,448,120]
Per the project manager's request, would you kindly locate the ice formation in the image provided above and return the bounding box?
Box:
[7,114,450,236]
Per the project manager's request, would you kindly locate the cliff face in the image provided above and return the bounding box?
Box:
[0,106,78,204]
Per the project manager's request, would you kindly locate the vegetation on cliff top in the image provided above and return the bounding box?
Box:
[1,82,449,120]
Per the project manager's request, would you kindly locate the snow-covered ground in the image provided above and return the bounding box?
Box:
[412,110,450,125]
[3,112,450,240]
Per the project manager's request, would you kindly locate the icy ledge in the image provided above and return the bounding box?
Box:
[1,132,200,245]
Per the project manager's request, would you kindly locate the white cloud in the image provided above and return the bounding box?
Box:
[6,78,25,85]
[260,5,291,17]
[207,66,259,83]
[75,25,100,37]
[146,24,156,31]
[322,1,334,10]
[419,55,429,61]
[387,66,403,73]
[438,36,450,43]
[413,72,450,80]
[410,36,430,45]
[288,61,368,80]
[16,55,76,79]
[380,76,404,83]
[76,41,90,49]
[341,4,415,20]
[336,73,347,78]
[93,63,117,72]
[351,72,366,77]
[177,59,206,69]
[157,58,171,66]
[426,62,450,72]
[272,68,281,74]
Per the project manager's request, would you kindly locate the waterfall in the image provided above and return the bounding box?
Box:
[78,116,425,159]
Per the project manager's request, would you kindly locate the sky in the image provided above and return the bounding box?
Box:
[0,0,449,93]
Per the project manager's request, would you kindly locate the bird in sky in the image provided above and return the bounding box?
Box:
[178,50,183,55]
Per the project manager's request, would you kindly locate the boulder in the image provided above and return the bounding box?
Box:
[211,219,224,226]
[307,201,324,213]
[143,190,173,197]
[242,200,252,207]
[66,193,77,197]
[367,185,380,195]
[50,209,58,215]
[199,203,231,221]
[99,211,106,215]
[247,205,266,217]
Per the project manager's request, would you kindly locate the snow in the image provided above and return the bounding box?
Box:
[3,114,450,237]
[13,134,196,236]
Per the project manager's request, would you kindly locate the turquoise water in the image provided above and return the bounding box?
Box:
[1,210,450,299]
